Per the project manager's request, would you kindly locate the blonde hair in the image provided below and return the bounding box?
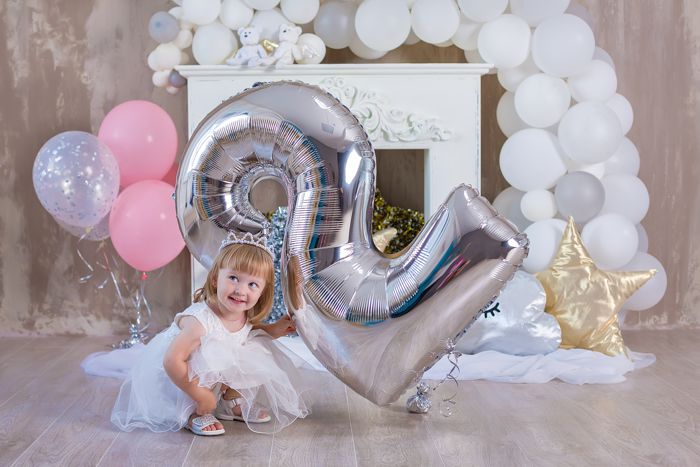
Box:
[193,243,274,325]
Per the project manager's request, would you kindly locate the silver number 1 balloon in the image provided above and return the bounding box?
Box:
[176,81,528,405]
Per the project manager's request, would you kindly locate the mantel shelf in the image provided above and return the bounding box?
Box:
[177,63,493,78]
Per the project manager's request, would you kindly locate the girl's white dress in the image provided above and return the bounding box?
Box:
[111,302,311,434]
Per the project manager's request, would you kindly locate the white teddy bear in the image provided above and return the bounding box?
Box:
[226,26,268,67]
[271,24,303,66]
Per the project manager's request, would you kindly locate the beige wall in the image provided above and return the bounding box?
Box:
[1,0,697,336]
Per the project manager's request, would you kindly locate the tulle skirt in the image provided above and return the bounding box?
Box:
[111,324,312,434]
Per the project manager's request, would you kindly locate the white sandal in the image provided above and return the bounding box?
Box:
[215,397,272,424]
[185,413,226,436]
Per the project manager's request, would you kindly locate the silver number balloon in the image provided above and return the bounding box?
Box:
[176,82,528,405]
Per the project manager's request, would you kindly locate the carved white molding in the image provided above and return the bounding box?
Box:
[318,77,452,143]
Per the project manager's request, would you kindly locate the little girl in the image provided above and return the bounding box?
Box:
[111,232,311,436]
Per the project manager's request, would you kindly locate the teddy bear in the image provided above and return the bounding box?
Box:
[226,26,268,67]
[270,24,303,66]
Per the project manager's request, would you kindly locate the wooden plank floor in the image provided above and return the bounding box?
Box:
[1,330,698,466]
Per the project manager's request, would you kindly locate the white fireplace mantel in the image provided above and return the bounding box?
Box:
[178,63,490,215]
[177,63,491,292]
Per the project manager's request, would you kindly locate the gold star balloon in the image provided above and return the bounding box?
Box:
[536,218,655,356]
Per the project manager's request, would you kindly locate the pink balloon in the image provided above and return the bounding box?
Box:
[109,180,185,271]
[162,162,179,186]
[98,100,178,188]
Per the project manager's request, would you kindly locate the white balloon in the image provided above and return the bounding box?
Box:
[179,18,195,31]
[173,29,193,49]
[147,50,160,71]
[250,8,288,42]
[153,43,182,69]
[182,0,221,25]
[348,35,386,60]
[510,0,571,26]
[497,54,540,92]
[500,129,567,191]
[168,7,184,19]
[599,174,650,224]
[166,85,180,95]
[619,252,667,311]
[515,73,571,128]
[606,93,634,135]
[281,0,319,25]
[458,0,508,23]
[593,46,615,69]
[493,187,531,231]
[635,223,649,253]
[313,1,357,49]
[152,70,170,88]
[604,137,640,175]
[244,0,280,10]
[582,213,638,270]
[521,189,557,222]
[568,60,618,102]
[522,218,567,273]
[296,33,326,64]
[403,29,420,45]
[192,22,238,65]
[464,47,483,62]
[464,48,497,74]
[565,2,596,30]
[532,14,595,78]
[477,15,531,69]
[220,0,254,30]
[497,92,529,137]
[411,0,460,45]
[355,0,410,52]
[451,17,480,50]
[558,102,624,164]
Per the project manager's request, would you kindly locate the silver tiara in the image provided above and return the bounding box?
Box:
[220,231,274,259]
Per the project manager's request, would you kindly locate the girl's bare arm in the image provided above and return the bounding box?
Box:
[163,316,215,412]
[252,315,296,339]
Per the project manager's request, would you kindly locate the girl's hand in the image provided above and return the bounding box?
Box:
[265,316,296,339]
[194,388,218,415]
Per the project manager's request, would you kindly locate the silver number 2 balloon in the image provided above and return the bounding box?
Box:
[176,82,528,405]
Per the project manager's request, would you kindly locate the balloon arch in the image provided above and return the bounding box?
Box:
[143,0,665,312]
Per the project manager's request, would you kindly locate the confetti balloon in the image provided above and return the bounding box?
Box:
[33,131,119,228]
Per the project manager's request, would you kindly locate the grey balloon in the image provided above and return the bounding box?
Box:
[168,70,187,88]
[149,11,180,44]
[175,81,528,405]
[554,171,606,223]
